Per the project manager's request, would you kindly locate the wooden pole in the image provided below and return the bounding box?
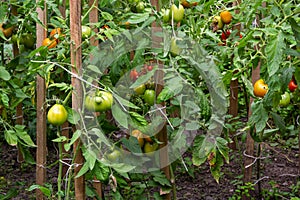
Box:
[70,0,85,199]
[243,3,265,197]
[36,1,47,199]
[88,0,103,198]
[11,3,25,163]
[151,0,171,199]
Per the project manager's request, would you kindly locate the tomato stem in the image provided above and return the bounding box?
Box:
[57,130,63,200]
[62,89,72,106]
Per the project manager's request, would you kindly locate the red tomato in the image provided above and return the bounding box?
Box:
[288,79,297,92]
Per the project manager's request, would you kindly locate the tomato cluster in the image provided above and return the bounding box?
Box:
[131,129,158,156]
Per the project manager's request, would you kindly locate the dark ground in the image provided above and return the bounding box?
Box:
[0,142,299,200]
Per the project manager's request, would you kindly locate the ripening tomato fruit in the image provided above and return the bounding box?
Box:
[170,4,185,23]
[42,38,57,49]
[253,79,268,97]
[221,30,231,41]
[180,0,198,8]
[288,79,297,92]
[47,104,68,126]
[131,129,145,147]
[85,90,113,112]
[220,10,232,24]
[130,69,139,81]
[147,65,153,71]
[0,24,14,39]
[50,28,62,38]
[212,16,224,30]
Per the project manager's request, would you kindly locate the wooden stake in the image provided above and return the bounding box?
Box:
[36,1,47,199]
[88,0,103,198]
[70,0,85,199]
[151,0,171,199]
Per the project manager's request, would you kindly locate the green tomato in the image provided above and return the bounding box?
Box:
[136,2,145,13]
[106,149,121,162]
[47,104,68,126]
[170,4,184,23]
[82,25,92,39]
[170,37,182,56]
[85,90,113,112]
[279,92,290,106]
[143,142,158,156]
[162,9,170,23]
[21,33,35,49]
[143,89,155,106]
[134,84,146,95]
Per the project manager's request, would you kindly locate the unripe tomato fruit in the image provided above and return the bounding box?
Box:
[134,84,146,95]
[220,10,232,24]
[143,142,158,156]
[288,79,297,92]
[47,104,68,126]
[131,129,144,147]
[170,4,185,23]
[253,79,268,98]
[162,9,170,23]
[170,37,182,56]
[42,38,57,49]
[82,25,92,39]
[279,92,290,106]
[136,2,145,13]
[143,89,156,106]
[85,90,113,112]
[106,149,121,162]
[21,33,35,49]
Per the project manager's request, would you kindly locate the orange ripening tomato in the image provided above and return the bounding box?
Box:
[42,38,57,49]
[253,79,268,98]
[50,28,62,38]
[220,10,232,24]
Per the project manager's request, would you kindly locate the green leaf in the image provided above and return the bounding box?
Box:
[241,75,254,97]
[83,148,97,170]
[120,137,143,154]
[27,185,51,197]
[93,161,110,183]
[75,161,90,178]
[1,93,9,107]
[216,137,229,164]
[271,112,286,133]
[249,101,268,133]
[52,136,67,143]
[66,107,80,125]
[64,130,81,152]
[4,130,18,146]
[111,103,128,129]
[91,128,111,147]
[15,125,36,147]
[0,66,11,81]
[0,188,18,200]
[265,31,285,76]
[127,13,150,24]
[192,135,214,166]
[101,12,113,21]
